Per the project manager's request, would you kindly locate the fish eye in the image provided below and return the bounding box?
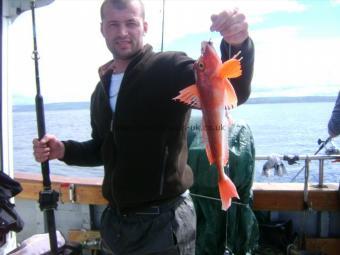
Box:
[198,62,205,70]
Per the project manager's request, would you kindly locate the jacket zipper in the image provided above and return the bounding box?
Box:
[159,146,168,195]
[101,72,120,209]
[109,120,119,209]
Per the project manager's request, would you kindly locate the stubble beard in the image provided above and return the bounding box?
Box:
[110,40,143,61]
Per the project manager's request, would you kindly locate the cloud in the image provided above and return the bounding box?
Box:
[9,1,109,104]
[7,0,339,104]
[251,25,340,97]
[143,0,306,44]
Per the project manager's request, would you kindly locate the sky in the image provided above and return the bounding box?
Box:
[6,0,340,105]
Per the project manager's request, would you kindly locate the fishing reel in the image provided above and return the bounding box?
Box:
[283,155,299,165]
[317,137,339,155]
[39,189,59,211]
[317,138,328,146]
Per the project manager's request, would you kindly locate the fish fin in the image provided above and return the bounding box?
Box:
[224,85,238,109]
[218,173,239,211]
[172,84,201,109]
[218,58,242,79]
[201,120,214,165]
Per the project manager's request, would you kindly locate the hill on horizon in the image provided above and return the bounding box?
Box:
[12,96,337,112]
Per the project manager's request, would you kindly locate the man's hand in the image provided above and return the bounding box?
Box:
[210,8,249,48]
[32,134,65,162]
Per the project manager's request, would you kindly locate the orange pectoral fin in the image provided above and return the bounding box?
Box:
[172,84,201,109]
[224,82,238,109]
[218,58,242,79]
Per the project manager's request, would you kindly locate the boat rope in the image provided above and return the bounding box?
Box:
[290,165,305,182]
[189,193,248,207]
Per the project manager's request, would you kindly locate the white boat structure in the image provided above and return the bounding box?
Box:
[1,1,340,255]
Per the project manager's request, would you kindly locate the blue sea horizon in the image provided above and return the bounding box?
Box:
[13,101,340,184]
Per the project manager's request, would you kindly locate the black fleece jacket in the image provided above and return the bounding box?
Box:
[61,39,255,212]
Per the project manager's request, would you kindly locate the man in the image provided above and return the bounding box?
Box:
[328,91,340,138]
[33,0,254,254]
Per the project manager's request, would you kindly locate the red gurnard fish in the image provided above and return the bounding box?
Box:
[173,41,242,210]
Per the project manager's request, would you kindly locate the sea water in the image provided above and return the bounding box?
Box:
[12,102,340,183]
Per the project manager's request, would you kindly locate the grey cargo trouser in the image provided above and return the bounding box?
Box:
[100,193,196,255]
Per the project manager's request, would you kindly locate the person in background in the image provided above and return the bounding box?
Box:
[328,91,340,138]
[33,0,254,254]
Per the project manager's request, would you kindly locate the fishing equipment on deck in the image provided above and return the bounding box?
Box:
[286,137,335,252]
[262,154,287,177]
[323,140,340,155]
[7,231,83,255]
[283,154,299,165]
[290,136,332,182]
[315,137,332,155]
[0,172,24,248]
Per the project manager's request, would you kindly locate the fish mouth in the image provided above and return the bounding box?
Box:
[201,40,213,55]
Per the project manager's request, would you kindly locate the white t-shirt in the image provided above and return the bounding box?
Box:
[109,73,124,111]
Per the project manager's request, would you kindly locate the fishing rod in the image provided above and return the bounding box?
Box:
[290,136,332,182]
[0,6,3,174]
[30,1,59,254]
[315,137,332,155]
[160,0,165,52]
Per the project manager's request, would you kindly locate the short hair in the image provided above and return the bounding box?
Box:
[100,0,145,20]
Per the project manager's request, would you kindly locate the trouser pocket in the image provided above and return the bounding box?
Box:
[171,195,196,255]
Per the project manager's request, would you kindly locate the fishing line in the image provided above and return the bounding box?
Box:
[190,193,247,206]
[190,192,247,253]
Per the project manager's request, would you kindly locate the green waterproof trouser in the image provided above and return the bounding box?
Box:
[188,120,259,255]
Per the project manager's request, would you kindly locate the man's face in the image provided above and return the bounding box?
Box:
[101,1,148,60]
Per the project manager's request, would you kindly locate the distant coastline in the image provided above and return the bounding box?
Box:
[246,96,336,104]
[13,102,90,112]
[13,96,337,112]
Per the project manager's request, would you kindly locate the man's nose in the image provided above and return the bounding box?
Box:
[117,24,128,36]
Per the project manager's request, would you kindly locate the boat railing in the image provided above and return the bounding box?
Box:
[255,154,340,188]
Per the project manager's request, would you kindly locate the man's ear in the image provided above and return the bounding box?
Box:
[100,22,104,36]
[143,21,148,35]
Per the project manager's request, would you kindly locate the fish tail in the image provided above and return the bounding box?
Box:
[218,173,239,211]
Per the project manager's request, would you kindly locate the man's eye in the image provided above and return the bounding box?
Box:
[108,22,119,27]
[127,21,138,27]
